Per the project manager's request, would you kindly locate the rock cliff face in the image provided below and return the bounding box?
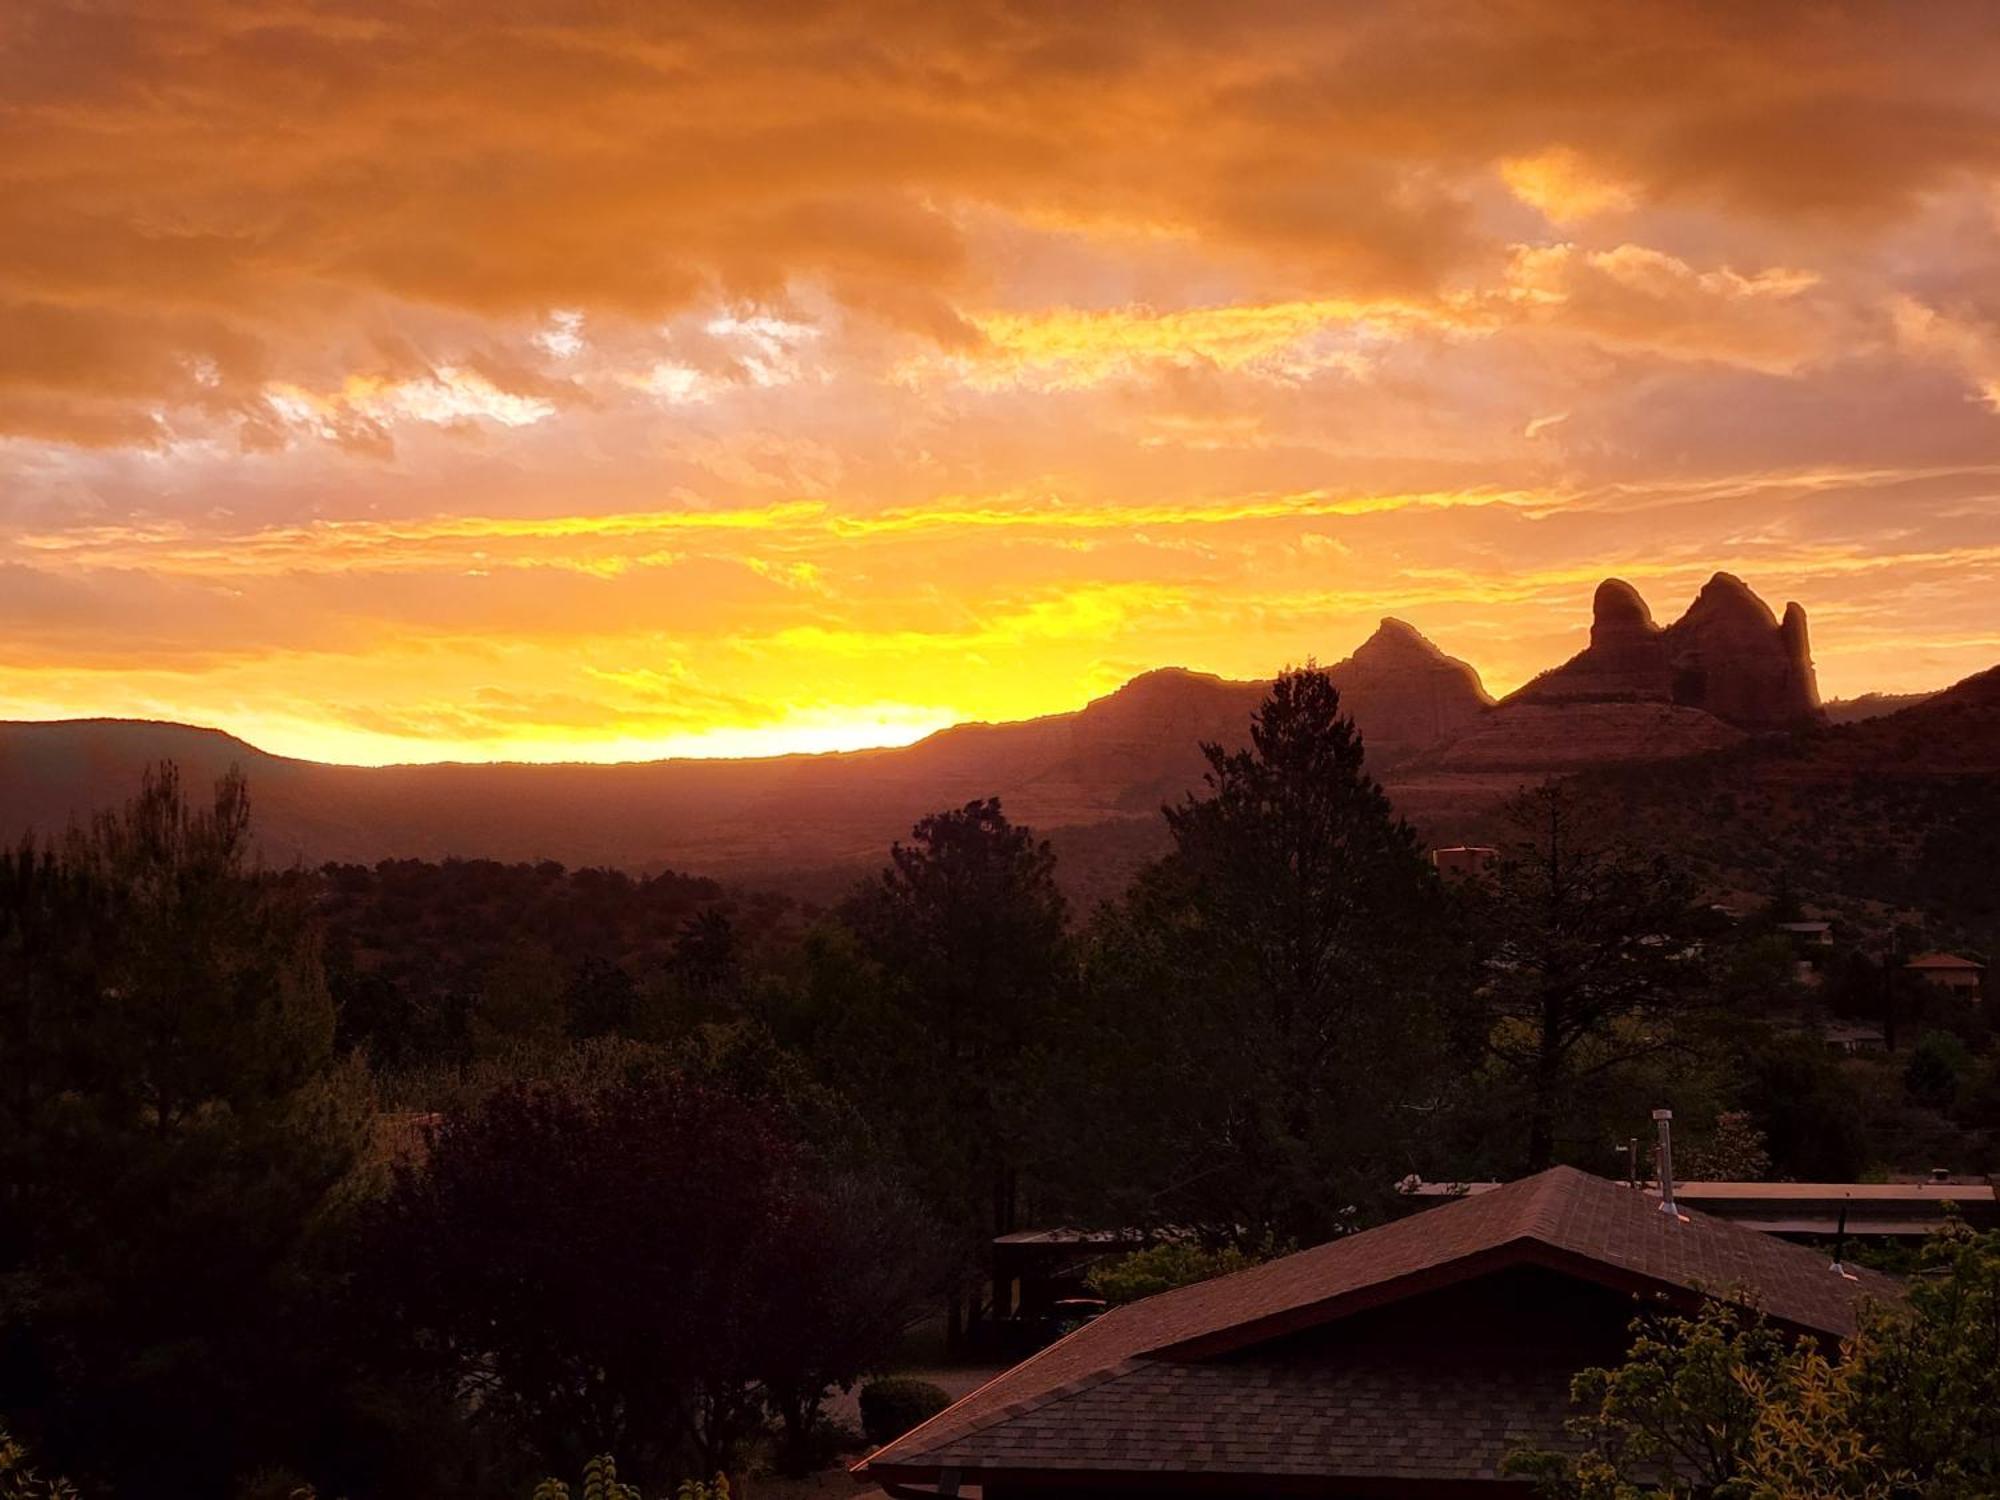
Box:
[1383,575,1825,838]
[1505,573,1821,730]
[1326,618,1494,760]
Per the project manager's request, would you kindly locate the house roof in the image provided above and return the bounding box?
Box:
[880,1351,1581,1487]
[1909,952,1984,971]
[862,1167,1899,1486]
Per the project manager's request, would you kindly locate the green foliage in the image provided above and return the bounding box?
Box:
[363,1068,936,1488]
[1678,1111,1772,1183]
[1086,1241,1267,1304]
[0,763,373,1496]
[471,940,571,1057]
[1468,783,1720,1174]
[1566,703,2000,958]
[533,1454,646,1500]
[1507,1299,1796,1497]
[1741,1030,1869,1180]
[1904,1032,1972,1110]
[0,1428,79,1500]
[318,857,754,1072]
[827,797,1071,1331]
[1852,1221,2000,1491]
[1075,668,1461,1243]
[1513,1224,2000,1499]
[858,1380,952,1446]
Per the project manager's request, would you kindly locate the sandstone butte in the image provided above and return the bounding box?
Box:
[1395,573,1821,782]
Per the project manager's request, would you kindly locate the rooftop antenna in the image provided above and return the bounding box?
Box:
[1653,1109,1688,1223]
[1829,1202,1858,1281]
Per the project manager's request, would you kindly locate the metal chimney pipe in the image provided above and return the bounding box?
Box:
[1652,1108,1677,1218]
[1832,1208,1856,1288]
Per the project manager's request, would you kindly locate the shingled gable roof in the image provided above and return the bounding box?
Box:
[863,1166,1899,1479]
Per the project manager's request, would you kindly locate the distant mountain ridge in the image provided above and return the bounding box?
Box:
[4,576,1976,905]
[0,615,1495,879]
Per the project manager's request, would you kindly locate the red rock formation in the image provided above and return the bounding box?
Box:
[1506,573,1821,730]
[1383,575,1823,839]
[1326,617,1494,760]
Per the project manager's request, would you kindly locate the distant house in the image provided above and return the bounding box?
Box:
[860,1168,1897,1498]
[1823,1019,1889,1055]
[1907,952,1986,995]
[1430,845,1498,880]
[1777,920,1834,946]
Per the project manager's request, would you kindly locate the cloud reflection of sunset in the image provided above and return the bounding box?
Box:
[4,3,1999,763]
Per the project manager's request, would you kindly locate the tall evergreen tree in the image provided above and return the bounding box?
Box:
[1467,782,1718,1173]
[1081,667,1458,1243]
[0,764,369,1495]
[832,798,1068,1343]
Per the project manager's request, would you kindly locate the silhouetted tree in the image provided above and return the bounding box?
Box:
[833,798,1069,1343]
[565,955,638,1039]
[674,910,741,1009]
[1468,783,1718,1173]
[363,1070,932,1488]
[1741,1030,1869,1180]
[755,1172,950,1474]
[0,764,370,1495]
[1079,667,1459,1242]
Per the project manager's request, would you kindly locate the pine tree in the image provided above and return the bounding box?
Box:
[0,764,370,1494]
[1083,667,1458,1242]
[834,798,1069,1343]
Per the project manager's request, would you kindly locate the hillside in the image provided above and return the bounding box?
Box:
[1563,666,2000,946]
[0,619,1490,888]
[1823,691,1935,725]
[12,576,1981,919]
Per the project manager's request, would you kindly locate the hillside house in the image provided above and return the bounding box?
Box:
[1907,952,1986,996]
[860,1167,1897,1498]
[1823,1018,1888,1055]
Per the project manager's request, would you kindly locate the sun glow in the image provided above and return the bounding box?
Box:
[4,4,1998,763]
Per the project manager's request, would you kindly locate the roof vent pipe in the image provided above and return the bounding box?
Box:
[1829,1204,1857,1281]
[1652,1109,1678,1219]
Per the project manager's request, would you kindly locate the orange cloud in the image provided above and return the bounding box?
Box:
[3,2,2000,762]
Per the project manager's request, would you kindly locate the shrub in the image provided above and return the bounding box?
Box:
[859,1379,952,1446]
[531,1454,649,1500]
[1905,1031,1972,1110]
[1087,1241,1261,1305]
[0,1428,79,1500]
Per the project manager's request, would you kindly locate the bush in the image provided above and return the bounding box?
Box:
[1905,1030,1972,1110]
[530,1454,649,1500]
[0,1428,79,1500]
[859,1379,951,1446]
[1087,1241,1263,1305]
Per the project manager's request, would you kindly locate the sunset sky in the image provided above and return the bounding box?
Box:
[5,2,2000,764]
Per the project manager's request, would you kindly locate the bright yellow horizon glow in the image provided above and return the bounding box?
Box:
[4,472,1996,767]
[6,6,1999,768]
